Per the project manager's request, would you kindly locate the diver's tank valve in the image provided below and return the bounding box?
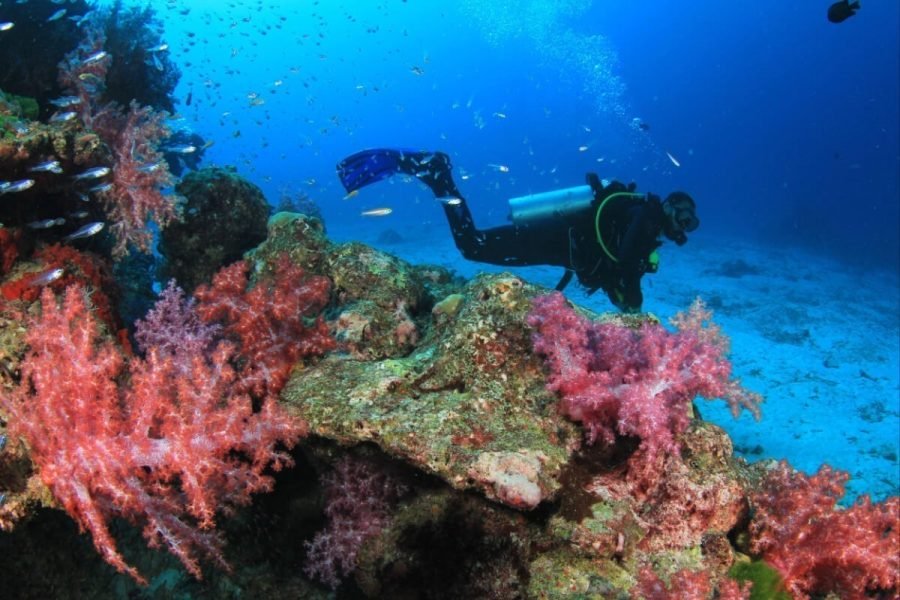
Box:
[508,184,604,226]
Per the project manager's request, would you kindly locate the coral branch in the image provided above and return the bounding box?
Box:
[0,285,306,583]
[194,254,335,402]
[527,293,761,489]
[749,462,900,599]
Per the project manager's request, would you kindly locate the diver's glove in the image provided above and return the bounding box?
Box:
[586,172,604,201]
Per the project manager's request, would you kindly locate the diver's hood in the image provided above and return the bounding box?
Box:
[663,191,698,245]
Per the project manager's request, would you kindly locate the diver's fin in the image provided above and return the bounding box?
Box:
[336,148,460,197]
[336,148,417,193]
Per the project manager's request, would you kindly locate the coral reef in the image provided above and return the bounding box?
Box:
[159,167,270,292]
[0,212,896,598]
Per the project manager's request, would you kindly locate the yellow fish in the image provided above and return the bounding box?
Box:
[343,189,359,200]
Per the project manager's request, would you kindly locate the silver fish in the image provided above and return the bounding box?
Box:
[0,179,35,194]
[48,95,81,107]
[82,50,108,65]
[87,182,113,194]
[163,144,196,154]
[137,162,163,173]
[27,218,66,229]
[64,221,104,241]
[73,166,110,180]
[49,111,78,123]
[0,22,14,32]
[47,8,67,21]
[28,267,65,286]
[29,159,63,174]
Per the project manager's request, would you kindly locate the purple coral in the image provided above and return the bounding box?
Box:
[134,279,219,358]
[304,456,407,589]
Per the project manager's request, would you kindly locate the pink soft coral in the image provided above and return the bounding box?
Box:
[194,254,335,402]
[749,462,900,599]
[0,286,305,584]
[59,30,178,257]
[527,293,760,488]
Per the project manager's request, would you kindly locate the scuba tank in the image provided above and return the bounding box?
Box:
[508,184,600,227]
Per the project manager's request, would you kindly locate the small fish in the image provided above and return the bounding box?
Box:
[441,197,462,206]
[64,221,104,241]
[73,166,110,180]
[49,95,81,108]
[410,66,424,76]
[68,210,90,219]
[665,150,681,168]
[163,144,196,154]
[49,111,78,123]
[28,267,65,286]
[72,12,94,27]
[0,179,35,194]
[137,162,163,173]
[578,145,589,152]
[87,182,113,194]
[29,159,63,174]
[82,50,108,65]
[47,8,67,21]
[488,163,510,173]
[27,218,66,229]
[361,207,393,217]
[78,72,102,83]
[492,112,507,119]
[0,22,14,32]
[147,43,169,52]
[148,53,164,72]
[0,433,6,452]
[343,189,359,200]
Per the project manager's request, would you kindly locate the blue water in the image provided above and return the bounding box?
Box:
[158,0,899,268]
[110,0,900,500]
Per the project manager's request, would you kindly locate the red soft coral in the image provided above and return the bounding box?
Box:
[749,462,900,599]
[527,293,760,489]
[194,254,335,402]
[0,285,306,584]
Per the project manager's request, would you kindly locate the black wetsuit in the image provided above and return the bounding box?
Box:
[435,176,666,312]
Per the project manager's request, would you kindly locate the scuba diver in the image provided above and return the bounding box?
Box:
[827,0,860,23]
[336,149,699,313]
